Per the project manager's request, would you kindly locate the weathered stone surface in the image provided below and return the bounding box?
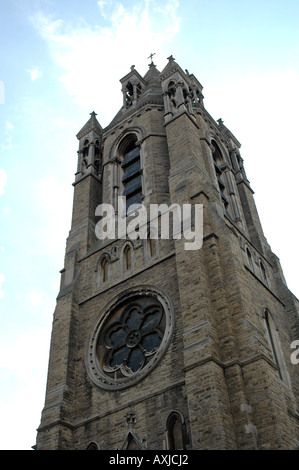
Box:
[35,58,299,450]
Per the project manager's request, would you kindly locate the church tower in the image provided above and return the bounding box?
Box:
[36,56,299,450]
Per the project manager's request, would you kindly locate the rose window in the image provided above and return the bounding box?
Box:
[103,302,163,376]
[86,288,174,390]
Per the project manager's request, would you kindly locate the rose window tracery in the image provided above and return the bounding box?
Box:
[86,288,174,390]
[103,303,163,376]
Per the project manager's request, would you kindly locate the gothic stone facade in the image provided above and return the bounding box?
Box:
[36,57,299,450]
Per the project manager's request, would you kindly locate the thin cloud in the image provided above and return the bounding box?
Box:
[97,0,112,19]
[0,169,7,195]
[0,274,5,298]
[5,122,13,132]
[35,176,73,255]
[31,1,181,126]
[0,137,12,151]
[1,122,13,152]
[27,291,43,308]
[27,67,43,81]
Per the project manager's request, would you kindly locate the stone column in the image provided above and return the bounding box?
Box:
[224,169,243,229]
[175,82,187,111]
[112,157,121,214]
[75,150,83,181]
[162,91,173,122]
[230,148,243,183]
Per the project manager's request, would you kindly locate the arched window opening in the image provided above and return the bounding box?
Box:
[246,247,254,272]
[124,244,132,271]
[121,139,142,213]
[86,442,98,450]
[82,139,89,165]
[95,139,100,156]
[166,412,185,450]
[183,87,189,105]
[211,140,229,211]
[124,81,142,108]
[168,81,177,108]
[94,139,101,173]
[264,310,283,381]
[260,261,269,286]
[125,82,134,108]
[190,86,203,106]
[101,257,109,283]
[147,236,157,258]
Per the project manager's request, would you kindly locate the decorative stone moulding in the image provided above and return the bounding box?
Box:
[85,285,174,390]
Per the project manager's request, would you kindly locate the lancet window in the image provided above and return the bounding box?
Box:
[211,140,229,211]
[121,139,142,213]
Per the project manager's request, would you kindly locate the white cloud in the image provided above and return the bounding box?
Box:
[0,274,5,298]
[1,122,13,151]
[0,169,7,195]
[27,67,43,81]
[35,176,72,255]
[0,326,51,449]
[98,0,112,19]
[0,328,49,377]
[0,80,4,104]
[0,137,12,151]
[48,117,75,131]
[5,122,13,132]
[31,1,181,126]
[205,68,299,296]
[27,291,43,308]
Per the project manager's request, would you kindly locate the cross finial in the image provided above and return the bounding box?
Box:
[148,52,156,64]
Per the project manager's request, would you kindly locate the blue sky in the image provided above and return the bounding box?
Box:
[0,0,298,450]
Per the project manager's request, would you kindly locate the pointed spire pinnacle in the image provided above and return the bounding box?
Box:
[89,111,99,126]
[76,111,102,140]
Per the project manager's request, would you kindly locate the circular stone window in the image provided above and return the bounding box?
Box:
[85,286,174,390]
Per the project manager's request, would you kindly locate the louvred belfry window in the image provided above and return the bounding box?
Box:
[122,144,142,212]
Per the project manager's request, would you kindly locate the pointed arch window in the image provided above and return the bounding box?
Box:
[121,140,142,213]
[147,228,157,259]
[246,247,255,272]
[125,82,134,107]
[211,140,229,211]
[168,81,177,108]
[123,244,132,271]
[264,309,283,381]
[94,139,101,173]
[260,260,269,287]
[82,139,89,167]
[86,442,99,450]
[101,257,109,283]
[124,81,142,108]
[166,412,186,450]
[264,309,290,385]
[147,237,157,258]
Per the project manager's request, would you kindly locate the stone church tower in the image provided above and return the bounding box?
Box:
[36,56,299,450]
